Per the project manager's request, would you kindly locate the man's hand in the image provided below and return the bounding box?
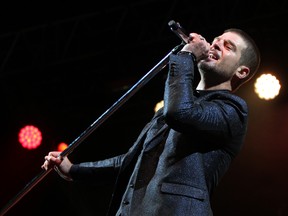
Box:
[41,151,73,181]
[181,33,210,62]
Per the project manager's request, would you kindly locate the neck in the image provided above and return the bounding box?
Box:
[196,79,232,91]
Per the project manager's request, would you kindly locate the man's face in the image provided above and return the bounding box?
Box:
[198,31,247,82]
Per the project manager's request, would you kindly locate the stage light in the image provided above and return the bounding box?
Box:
[254,73,281,100]
[154,100,164,113]
[18,125,42,150]
[57,142,68,152]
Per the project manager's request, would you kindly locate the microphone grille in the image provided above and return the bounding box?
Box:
[168,20,178,31]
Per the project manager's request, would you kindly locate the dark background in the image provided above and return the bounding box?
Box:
[0,0,288,215]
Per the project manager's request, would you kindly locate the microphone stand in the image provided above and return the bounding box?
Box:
[0,42,183,216]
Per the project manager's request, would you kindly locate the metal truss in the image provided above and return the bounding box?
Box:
[0,0,287,78]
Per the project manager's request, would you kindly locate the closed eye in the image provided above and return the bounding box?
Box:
[224,40,236,51]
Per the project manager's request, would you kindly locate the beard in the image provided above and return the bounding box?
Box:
[198,60,234,85]
[198,60,216,75]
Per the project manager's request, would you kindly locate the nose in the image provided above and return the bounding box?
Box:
[211,40,221,51]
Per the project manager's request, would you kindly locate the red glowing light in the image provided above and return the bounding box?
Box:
[57,142,68,152]
[18,125,42,150]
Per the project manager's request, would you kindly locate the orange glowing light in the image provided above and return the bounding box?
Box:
[57,142,68,152]
[18,125,42,150]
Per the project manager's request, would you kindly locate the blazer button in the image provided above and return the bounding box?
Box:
[129,183,134,188]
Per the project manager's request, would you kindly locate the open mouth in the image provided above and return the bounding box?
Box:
[208,53,218,60]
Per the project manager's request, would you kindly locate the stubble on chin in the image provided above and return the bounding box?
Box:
[198,60,215,75]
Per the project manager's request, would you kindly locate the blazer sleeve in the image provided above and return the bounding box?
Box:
[163,53,248,138]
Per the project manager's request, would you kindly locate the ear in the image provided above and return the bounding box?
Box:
[236,66,250,79]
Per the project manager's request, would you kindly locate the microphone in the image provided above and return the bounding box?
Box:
[168,20,189,44]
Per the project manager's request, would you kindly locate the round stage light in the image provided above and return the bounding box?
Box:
[57,142,68,152]
[254,73,281,100]
[18,125,42,150]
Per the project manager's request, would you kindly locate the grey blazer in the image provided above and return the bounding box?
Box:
[70,53,248,216]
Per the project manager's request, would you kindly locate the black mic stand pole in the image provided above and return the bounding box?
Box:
[0,39,184,216]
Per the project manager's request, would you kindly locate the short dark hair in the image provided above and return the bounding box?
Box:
[225,28,261,89]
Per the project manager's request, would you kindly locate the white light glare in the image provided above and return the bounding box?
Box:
[254,73,281,100]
